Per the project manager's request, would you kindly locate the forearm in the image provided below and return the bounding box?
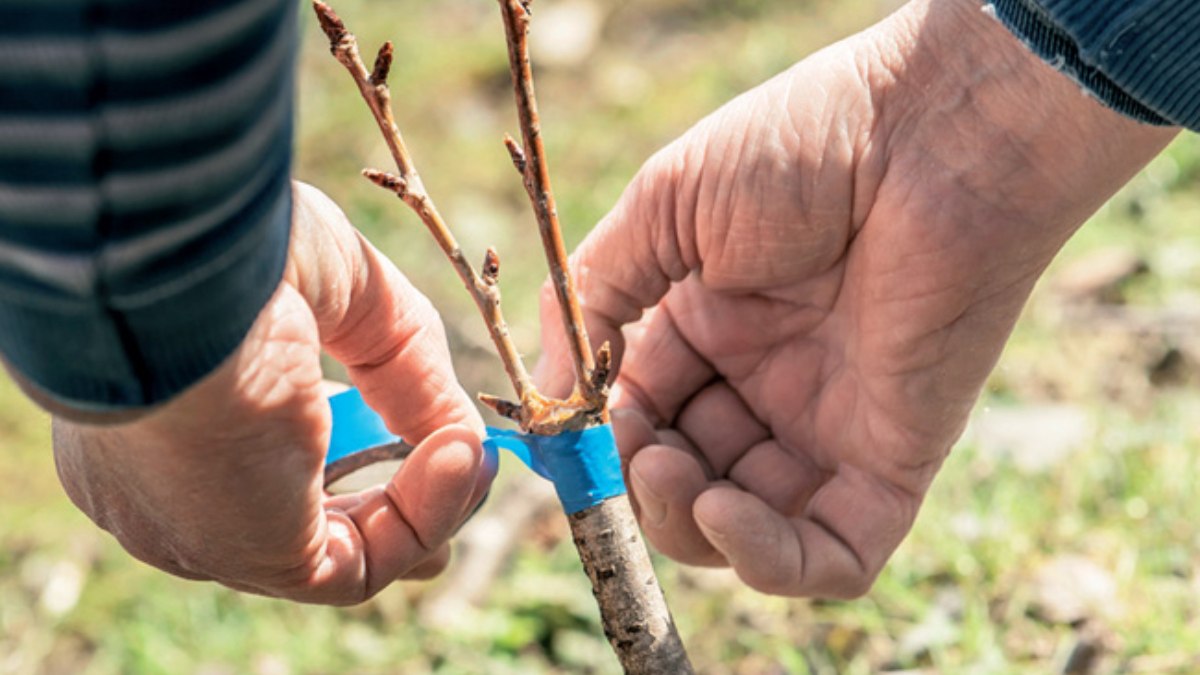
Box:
[0,0,296,416]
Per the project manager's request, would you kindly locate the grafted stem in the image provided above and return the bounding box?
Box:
[314,4,691,671]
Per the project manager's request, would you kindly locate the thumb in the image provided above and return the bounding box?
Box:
[534,146,699,397]
[289,182,484,443]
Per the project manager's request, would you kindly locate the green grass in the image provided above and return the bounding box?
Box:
[6,0,1200,672]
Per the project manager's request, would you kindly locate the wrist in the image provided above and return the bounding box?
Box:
[864,0,1176,239]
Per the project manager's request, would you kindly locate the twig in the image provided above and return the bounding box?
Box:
[323,441,413,488]
[496,0,607,408]
[316,0,606,433]
[315,1,532,412]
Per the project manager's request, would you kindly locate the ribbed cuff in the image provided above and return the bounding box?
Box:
[988,0,1200,130]
[0,0,298,412]
[0,173,291,411]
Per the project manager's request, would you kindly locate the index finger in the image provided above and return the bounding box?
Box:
[290,182,484,442]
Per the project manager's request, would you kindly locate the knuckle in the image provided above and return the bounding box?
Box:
[828,568,880,600]
[749,563,807,597]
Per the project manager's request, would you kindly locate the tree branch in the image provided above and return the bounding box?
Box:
[496,0,607,407]
[314,1,532,407]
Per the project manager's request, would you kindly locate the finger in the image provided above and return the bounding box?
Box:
[673,381,769,476]
[290,182,483,443]
[613,298,714,426]
[278,425,484,604]
[463,445,498,521]
[628,444,726,567]
[692,488,803,595]
[725,440,829,517]
[325,490,375,511]
[611,406,659,466]
[354,425,483,592]
[401,544,451,581]
[693,467,918,598]
[614,407,736,566]
[534,146,699,396]
[324,427,495,533]
[670,381,829,524]
[613,406,712,486]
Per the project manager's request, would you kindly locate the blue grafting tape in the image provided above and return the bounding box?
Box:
[326,388,626,514]
[485,425,626,515]
[327,388,402,464]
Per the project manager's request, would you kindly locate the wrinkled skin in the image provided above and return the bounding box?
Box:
[51,183,493,605]
[539,0,1175,597]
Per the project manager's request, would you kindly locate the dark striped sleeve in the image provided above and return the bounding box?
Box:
[0,0,296,410]
[988,0,1200,130]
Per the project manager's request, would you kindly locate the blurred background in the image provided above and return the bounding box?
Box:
[5,0,1200,672]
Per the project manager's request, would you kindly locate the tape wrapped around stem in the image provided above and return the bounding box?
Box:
[325,388,626,514]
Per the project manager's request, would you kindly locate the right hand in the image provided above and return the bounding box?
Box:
[538,0,1174,597]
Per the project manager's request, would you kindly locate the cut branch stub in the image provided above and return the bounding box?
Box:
[590,341,612,394]
[478,394,522,423]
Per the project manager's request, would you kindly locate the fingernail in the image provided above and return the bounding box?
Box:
[691,492,734,564]
[694,509,732,561]
[629,464,667,527]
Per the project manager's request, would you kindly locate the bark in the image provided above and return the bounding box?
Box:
[570,495,694,674]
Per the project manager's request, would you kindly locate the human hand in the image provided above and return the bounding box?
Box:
[52,182,492,605]
[539,0,1176,597]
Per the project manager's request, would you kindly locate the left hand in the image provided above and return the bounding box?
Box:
[51,182,493,605]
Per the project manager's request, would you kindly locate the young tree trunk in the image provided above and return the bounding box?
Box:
[571,495,694,674]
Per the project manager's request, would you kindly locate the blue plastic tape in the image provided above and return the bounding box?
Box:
[484,425,626,515]
[327,388,402,464]
[326,388,626,514]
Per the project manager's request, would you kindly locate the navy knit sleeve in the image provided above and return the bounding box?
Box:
[0,0,296,411]
[989,0,1200,130]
